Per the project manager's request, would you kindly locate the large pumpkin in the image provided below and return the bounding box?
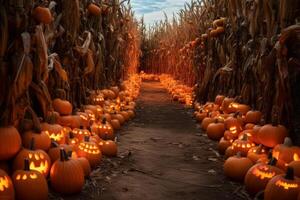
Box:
[247,145,267,163]
[50,149,84,194]
[232,134,256,157]
[52,98,72,116]
[0,169,14,200]
[206,120,225,141]
[41,123,65,144]
[0,126,22,160]
[13,139,51,177]
[244,158,284,195]
[22,130,51,151]
[264,167,300,200]
[12,159,48,200]
[258,124,288,148]
[223,153,253,182]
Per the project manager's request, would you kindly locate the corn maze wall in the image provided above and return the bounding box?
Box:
[141,0,300,140]
[0,0,141,127]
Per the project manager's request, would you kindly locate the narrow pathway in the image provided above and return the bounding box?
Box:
[101,81,239,200]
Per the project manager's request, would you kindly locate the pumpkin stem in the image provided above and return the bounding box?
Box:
[59,149,65,162]
[80,125,84,129]
[268,157,277,166]
[84,135,90,142]
[51,139,59,147]
[67,151,73,158]
[69,131,75,139]
[283,137,293,147]
[236,152,242,157]
[24,158,30,171]
[234,112,240,118]
[63,149,69,161]
[30,138,35,150]
[102,117,107,124]
[267,149,273,159]
[285,167,295,180]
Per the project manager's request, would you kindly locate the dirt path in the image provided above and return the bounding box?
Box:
[98,81,240,200]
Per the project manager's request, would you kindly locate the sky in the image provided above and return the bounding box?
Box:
[131,0,188,25]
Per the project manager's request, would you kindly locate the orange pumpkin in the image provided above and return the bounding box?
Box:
[215,95,225,106]
[99,140,118,157]
[258,124,288,148]
[264,167,300,200]
[41,123,65,144]
[245,110,262,124]
[247,145,268,163]
[206,120,225,140]
[201,117,215,130]
[52,98,72,116]
[110,119,121,130]
[33,6,52,24]
[223,153,253,182]
[22,130,51,151]
[87,3,101,16]
[244,158,284,195]
[218,137,233,155]
[77,137,102,168]
[232,134,256,156]
[0,127,22,160]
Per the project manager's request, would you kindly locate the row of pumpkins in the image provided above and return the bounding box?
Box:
[0,74,141,200]
[156,74,300,200]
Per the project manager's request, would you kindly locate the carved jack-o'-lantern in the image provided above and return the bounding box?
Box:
[72,127,91,141]
[12,159,48,200]
[247,145,268,163]
[232,134,256,156]
[0,169,14,200]
[77,136,102,168]
[245,158,284,195]
[91,94,104,106]
[41,123,65,144]
[264,167,300,200]
[272,137,300,169]
[76,112,90,128]
[91,118,114,140]
[13,139,51,177]
[98,140,118,157]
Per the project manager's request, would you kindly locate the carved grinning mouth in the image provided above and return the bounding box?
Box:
[0,177,9,191]
[276,180,299,190]
[29,161,49,174]
[252,167,276,180]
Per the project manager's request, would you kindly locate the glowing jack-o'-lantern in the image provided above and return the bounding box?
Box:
[13,139,51,177]
[77,137,102,168]
[0,169,14,199]
[41,123,65,144]
[92,94,104,106]
[264,167,300,200]
[232,134,255,156]
[12,159,48,200]
[245,158,284,195]
[91,118,114,140]
[272,137,300,170]
[76,112,90,128]
[72,127,91,141]
[218,137,233,155]
[247,145,267,163]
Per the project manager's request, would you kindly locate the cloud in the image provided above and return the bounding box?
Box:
[131,0,187,25]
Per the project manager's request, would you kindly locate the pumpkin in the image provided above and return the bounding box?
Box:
[33,6,52,24]
[215,95,225,106]
[244,158,284,195]
[111,113,125,125]
[22,130,51,151]
[0,162,9,174]
[221,97,234,113]
[52,98,72,116]
[245,123,255,130]
[218,137,233,155]
[264,167,300,200]
[201,117,215,130]
[195,110,207,122]
[99,140,118,157]
[206,120,225,140]
[12,159,48,200]
[258,124,288,148]
[91,94,104,106]
[224,113,243,130]
[223,153,253,182]
[247,145,268,163]
[91,118,114,139]
[126,110,135,119]
[225,146,235,159]
[13,139,51,177]
[0,126,22,160]
[77,136,102,168]
[48,143,76,163]
[50,149,84,194]
[66,131,79,146]
[72,127,91,141]
[57,115,81,129]
[41,123,65,144]
[110,119,121,130]
[272,137,300,169]
[76,112,90,128]
[0,169,14,200]
[232,134,256,156]
[245,110,262,124]
[120,111,130,121]
[289,161,300,177]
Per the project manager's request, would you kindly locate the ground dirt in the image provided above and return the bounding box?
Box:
[53,81,247,200]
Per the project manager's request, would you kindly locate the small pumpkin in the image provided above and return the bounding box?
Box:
[245,110,262,124]
[215,95,225,106]
[91,118,114,140]
[223,153,253,182]
[110,119,121,130]
[50,149,84,194]
[218,137,233,155]
[258,123,288,148]
[48,142,76,163]
[232,134,256,156]
[206,120,225,141]
[12,159,48,200]
[52,98,72,116]
[0,169,14,200]
[57,115,81,129]
[33,6,52,24]
[99,140,118,157]
[0,126,22,160]
[111,113,125,125]
[244,158,284,195]
[264,167,300,200]
[195,110,207,122]
[201,117,215,130]
[72,127,91,141]
[41,123,65,144]
[247,145,268,163]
